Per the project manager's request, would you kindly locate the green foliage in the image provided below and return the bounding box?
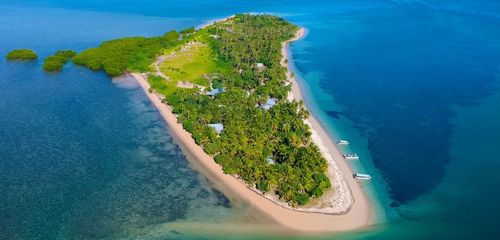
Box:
[211,14,298,71]
[294,192,310,206]
[42,50,73,71]
[74,14,330,206]
[43,56,65,71]
[159,41,230,87]
[180,27,196,35]
[43,49,77,71]
[164,30,180,41]
[73,36,180,76]
[160,15,329,206]
[6,49,38,60]
[55,50,76,58]
[257,181,269,192]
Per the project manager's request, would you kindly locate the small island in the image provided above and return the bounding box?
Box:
[6,49,38,61]
[43,50,76,71]
[70,14,371,232]
[74,14,330,206]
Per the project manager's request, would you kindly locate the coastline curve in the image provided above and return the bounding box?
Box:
[128,25,373,233]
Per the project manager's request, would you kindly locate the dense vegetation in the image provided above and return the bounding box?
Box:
[72,29,191,76]
[74,15,331,206]
[163,30,180,41]
[43,50,76,71]
[6,49,38,60]
[180,26,196,35]
[157,15,330,206]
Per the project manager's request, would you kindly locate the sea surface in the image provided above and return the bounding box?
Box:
[1,0,499,239]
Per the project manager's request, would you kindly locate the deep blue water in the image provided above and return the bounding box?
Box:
[1,0,500,239]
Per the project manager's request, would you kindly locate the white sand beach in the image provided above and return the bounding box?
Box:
[128,27,373,233]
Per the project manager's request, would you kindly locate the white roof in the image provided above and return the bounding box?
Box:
[207,88,224,96]
[208,123,224,134]
[260,98,277,110]
[266,98,276,105]
[256,63,266,71]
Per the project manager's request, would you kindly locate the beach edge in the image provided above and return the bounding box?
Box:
[128,26,373,233]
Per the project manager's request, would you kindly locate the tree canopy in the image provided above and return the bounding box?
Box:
[180,26,196,35]
[43,50,76,71]
[156,15,330,206]
[163,30,180,41]
[73,36,181,76]
[72,14,331,206]
[6,49,38,60]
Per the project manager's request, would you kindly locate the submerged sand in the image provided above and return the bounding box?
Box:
[129,27,373,233]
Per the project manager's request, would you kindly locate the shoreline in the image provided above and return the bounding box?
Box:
[282,29,355,215]
[196,15,235,29]
[128,27,373,233]
[282,27,374,225]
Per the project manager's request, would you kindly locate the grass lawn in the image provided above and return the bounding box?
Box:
[159,39,229,88]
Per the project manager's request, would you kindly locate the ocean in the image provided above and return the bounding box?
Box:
[1,0,499,239]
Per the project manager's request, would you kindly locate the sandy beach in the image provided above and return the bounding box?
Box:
[129,27,373,233]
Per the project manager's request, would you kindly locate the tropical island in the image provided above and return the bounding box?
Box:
[68,14,371,232]
[73,14,330,205]
[6,49,38,61]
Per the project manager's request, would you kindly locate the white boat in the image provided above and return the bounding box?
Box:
[337,140,349,145]
[353,174,372,180]
[343,153,359,160]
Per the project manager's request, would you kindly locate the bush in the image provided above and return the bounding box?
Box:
[43,49,77,71]
[55,50,76,59]
[43,57,64,71]
[164,30,180,41]
[180,27,196,35]
[73,36,180,76]
[6,49,38,60]
[294,192,310,206]
[257,181,269,192]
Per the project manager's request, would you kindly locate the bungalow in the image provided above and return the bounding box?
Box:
[256,62,266,72]
[208,123,224,134]
[260,98,277,110]
[207,88,225,97]
[266,156,275,165]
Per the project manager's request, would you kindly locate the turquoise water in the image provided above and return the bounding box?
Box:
[1,1,500,239]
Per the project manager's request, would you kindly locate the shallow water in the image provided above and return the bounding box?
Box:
[1,0,500,239]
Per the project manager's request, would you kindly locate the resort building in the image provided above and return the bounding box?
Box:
[208,123,224,134]
[207,88,225,97]
[260,98,277,110]
[256,62,266,72]
[266,156,275,165]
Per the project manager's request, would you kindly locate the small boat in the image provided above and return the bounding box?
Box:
[353,174,372,180]
[343,153,359,160]
[337,140,349,145]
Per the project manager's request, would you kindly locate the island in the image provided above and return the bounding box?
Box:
[6,49,38,61]
[72,14,372,232]
[43,50,76,71]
